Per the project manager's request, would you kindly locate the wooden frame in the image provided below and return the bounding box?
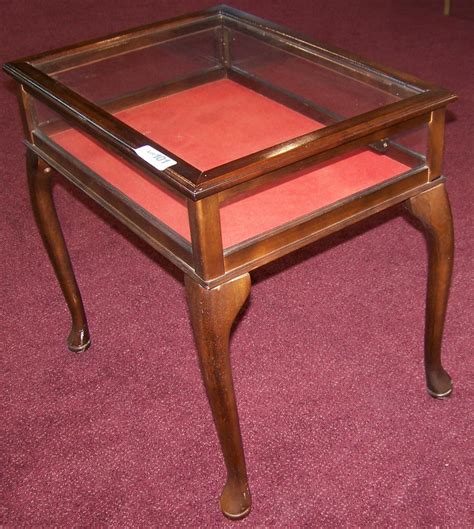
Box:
[4,5,457,520]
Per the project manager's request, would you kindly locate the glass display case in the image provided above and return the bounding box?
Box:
[3,5,457,520]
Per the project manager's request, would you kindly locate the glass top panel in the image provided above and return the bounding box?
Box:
[32,14,425,167]
[35,27,221,109]
[228,27,421,122]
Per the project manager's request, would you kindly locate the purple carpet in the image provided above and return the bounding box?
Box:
[1,1,473,526]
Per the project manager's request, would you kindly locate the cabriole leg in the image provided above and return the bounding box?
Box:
[406,183,454,398]
[185,273,251,519]
[27,151,90,353]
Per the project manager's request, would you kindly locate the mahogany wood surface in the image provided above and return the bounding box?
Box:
[27,150,90,353]
[188,195,225,280]
[184,273,252,519]
[427,109,447,180]
[406,184,454,398]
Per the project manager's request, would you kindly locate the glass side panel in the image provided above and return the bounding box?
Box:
[32,98,191,243]
[219,125,428,249]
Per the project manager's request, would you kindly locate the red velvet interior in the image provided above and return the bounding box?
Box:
[51,79,410,248]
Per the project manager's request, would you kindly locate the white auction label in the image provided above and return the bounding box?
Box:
[134,145,177,171]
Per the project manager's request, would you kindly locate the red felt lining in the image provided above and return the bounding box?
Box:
[51,79,410,248]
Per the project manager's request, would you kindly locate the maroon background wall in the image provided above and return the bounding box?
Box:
[1,1,473,527]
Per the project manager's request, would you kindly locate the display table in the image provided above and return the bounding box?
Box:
[3,6,457,520]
